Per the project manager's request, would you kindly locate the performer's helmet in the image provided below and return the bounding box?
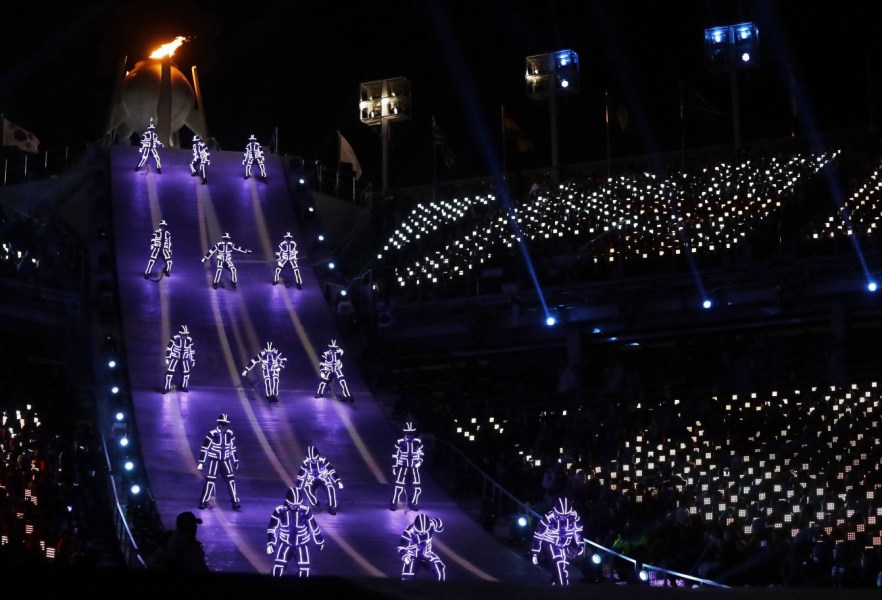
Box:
[284,232,293,239]
[159,219,167,227]
[222,232,231,240]
[413,514,429,533]
[285,486,302,507]
[328,339,339,349]
[264,341,275,352]
[306,445,319,461]
[554,497,572,515]
[403,422,417,436]
[179,324,190,335]
[217,413,231,425]
[193,134,200,142]
[249,134,257,141]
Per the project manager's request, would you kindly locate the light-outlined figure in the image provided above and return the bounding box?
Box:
[144,219,172,279]
[201,232,252,289]
[190,134,210,184]
[197,413,241,511]
[135,119,163,173]
[164,324,194,393]
[243,134,266,179]
[273,232,302,289]
[531,497,585,586]
[398,514,446,582]
[242,341,287,403]
[391,421,423,511]
[266,486,324,578]
[295,445,343,515]
[314,339,353,403]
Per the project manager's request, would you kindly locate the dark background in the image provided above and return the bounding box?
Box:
[2,1,882,186]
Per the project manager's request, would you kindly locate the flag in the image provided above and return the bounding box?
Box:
[2,117,39,153]
[679,80,722,119]
[432,116,456,169]
[502,108,533,152]
[338,132,362,180]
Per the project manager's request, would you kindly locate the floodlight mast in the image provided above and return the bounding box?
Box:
[526,50,579,186]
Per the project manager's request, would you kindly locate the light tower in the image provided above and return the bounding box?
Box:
[359,77,411,196]
[526,49,579,185]
[704,22,760,150]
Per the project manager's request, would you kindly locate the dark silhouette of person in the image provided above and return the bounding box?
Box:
[147,511,209,572]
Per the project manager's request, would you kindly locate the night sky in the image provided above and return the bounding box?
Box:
[3,1,882,186]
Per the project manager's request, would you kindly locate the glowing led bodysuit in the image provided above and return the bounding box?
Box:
[398,514,445,582]
[144,219,172,279]
[164,325,194,393]
[190,134,210,184]
[314,340,353,403]
[295,445,343,515]
[273,232,302,289]
[267,486,324,577]
[201,232,252,289]
[242,341,287,403]
[391,422,423,511]
[530,497,585,586]
[197,413,241,511]
[243,134,266,179]
[135,120,163,173]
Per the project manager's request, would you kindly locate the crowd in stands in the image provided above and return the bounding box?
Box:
[0,402,115,568]
[348,138,882,588]
[372,147,846,302]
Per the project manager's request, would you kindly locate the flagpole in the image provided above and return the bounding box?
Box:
[604,91,611,179]
[500,105,507,180]
[431,118,436,202]
[678,80,686,170]
[336,131,341,197]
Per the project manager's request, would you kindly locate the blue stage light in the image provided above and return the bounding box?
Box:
[130,483,141,495]
[868,281,878,292]
[702,299,713,310]
[517,515,529,528]
[124,460,134,471]
[741,52,751,63]
[111,385,120,394]
[119,436,129,448]
[328,262,335,270]
[108,359,117,368]
[545,315,557,327]
[591,552,602,565]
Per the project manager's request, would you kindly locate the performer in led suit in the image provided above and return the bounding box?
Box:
[242,341,287,403]
[273,232,302,289]
[295,445,344,515]
[391,422,423,511]
[135,120,163,173]
[530,497,585,586]
[398,514,446,582]
[197,413,241,511]
[164,324,195,393]
[267,485,325,577]
[243,134,266,179]
[189,134,210,184]
[201,232,252,289]
[144,219,172,279]
[314,340,353,403]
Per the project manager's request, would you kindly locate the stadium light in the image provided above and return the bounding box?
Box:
[526,49,580,185]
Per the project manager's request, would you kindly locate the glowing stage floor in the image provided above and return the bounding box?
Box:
[109,144,548,586]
